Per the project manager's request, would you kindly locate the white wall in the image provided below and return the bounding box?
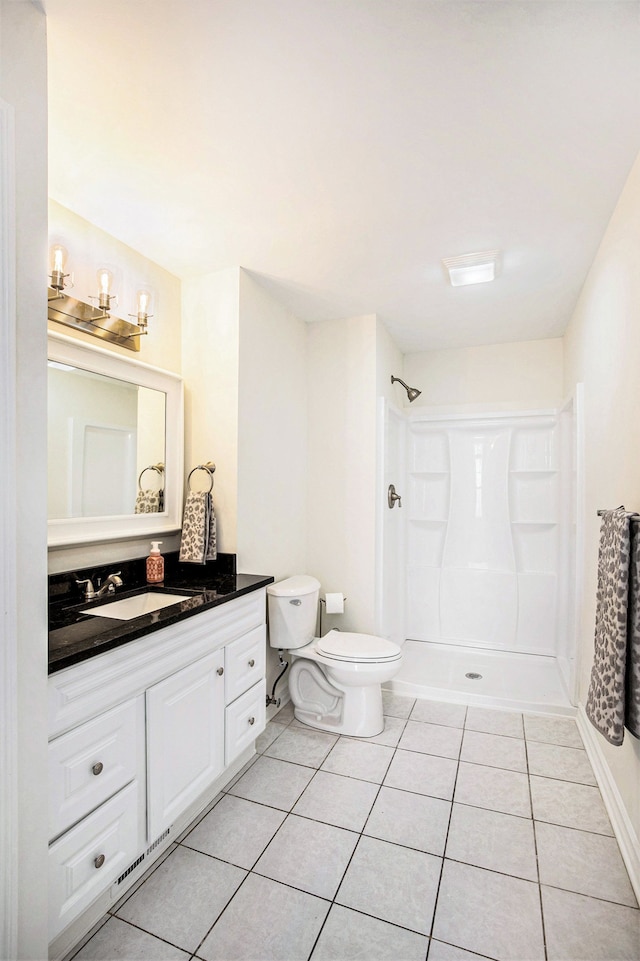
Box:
[1,1,49,957]
[182,266,240,555]
[564,148,640,846]
[403,338,564,412]
[306,315,379,634]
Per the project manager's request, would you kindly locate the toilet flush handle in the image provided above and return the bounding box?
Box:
[388,484,402,509]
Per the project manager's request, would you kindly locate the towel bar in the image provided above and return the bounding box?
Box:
[187,462,216,492]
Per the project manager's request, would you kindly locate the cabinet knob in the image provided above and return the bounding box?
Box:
[94,854,106,869]
[248,659,255,668]
[217,666,224,676]
[248,716,255,726]
[91,762,104,776]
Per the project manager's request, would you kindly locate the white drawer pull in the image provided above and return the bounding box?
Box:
[217,667,224,676]
[248,659,255,668]
[94,854,106,869]
[248,716,255,725]
[91,762,104,776]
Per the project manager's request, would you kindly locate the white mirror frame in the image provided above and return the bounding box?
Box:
[48,331,184,547]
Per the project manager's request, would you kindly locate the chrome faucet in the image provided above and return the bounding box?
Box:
[76,572,123,601]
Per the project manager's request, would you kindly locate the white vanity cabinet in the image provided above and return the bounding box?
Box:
[48,588,267,944]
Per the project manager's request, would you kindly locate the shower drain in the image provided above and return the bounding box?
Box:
[465,672,483,680]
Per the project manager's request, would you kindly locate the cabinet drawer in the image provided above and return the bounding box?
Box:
[49,780,139,940]
[49,698,140,841]
[225,679,266,766]
[224,625,266,703]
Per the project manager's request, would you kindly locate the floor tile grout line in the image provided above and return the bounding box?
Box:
[306,722,404,958]
[189,868,253,959]
[304,716,422,961]
[107,841,180,918]
[425,718,465,950]
[539,881,640,911]
[96,912,200,957]
[308,718,444,961]
[525,733,549,961]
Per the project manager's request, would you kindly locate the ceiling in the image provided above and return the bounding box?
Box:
[45,0,640,353]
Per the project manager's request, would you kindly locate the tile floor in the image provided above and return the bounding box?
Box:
[68,696,640,961]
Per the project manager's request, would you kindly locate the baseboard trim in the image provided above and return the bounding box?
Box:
[576,704,640,903]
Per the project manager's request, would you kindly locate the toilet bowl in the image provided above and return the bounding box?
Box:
[267,576,402,737]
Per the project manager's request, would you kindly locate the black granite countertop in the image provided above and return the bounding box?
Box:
[49,552,273,674]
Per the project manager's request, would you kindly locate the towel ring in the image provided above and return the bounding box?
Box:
[188,462,216,493]
[138,463,165,492]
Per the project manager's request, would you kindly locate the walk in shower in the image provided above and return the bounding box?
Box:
[377,397,580,714]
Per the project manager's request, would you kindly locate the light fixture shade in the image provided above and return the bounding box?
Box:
[49,244,68,290]
[96,266,115,311]
[134,288,153,330]
[442,250,500,287]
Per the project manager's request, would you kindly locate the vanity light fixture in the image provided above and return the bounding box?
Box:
[47,247,151,352]
[442,250,500,287]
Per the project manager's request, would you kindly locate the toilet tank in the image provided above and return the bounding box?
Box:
[267,575,321,650]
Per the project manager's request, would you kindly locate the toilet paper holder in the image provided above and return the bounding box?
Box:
[319,593,347,635]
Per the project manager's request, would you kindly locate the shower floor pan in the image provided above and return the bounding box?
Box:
[386,639,575,716]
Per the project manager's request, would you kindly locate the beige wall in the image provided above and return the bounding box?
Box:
[306,315,379,635]
[47,203,184,572]
[182,266,240,555]
[236,271,308,705]
[237,270,308,578]
[1,1,49,957]
[403,338,564,412]
[376,318,404,403]
[564,148,640,842]
[49,200,182,373]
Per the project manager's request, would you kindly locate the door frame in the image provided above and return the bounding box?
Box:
[0,96,19,961]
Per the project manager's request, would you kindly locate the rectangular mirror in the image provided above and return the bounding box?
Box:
[48,331,184,547]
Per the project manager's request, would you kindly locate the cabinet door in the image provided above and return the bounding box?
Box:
[146,650,225,840]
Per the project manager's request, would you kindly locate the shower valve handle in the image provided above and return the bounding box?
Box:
[388,484,402,509]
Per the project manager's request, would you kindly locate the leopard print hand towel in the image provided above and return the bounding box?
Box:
[586,507,634,745]
[179,491,217,563]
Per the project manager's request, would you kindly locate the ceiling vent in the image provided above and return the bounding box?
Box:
[442,250,500,287]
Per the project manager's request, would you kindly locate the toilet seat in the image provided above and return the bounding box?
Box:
[316,630,401,663]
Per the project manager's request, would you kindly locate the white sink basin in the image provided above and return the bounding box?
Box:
[81,592,190,621]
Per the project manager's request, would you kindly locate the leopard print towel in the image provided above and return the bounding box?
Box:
[586,507,634,745]
[625,517,640,739]
[179,491,217,563]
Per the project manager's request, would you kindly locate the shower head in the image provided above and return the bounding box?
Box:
[391,375,422,403]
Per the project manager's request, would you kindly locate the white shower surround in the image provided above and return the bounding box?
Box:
[379,400,580,713]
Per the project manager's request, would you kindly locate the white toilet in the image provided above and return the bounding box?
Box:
[267,575,403,737]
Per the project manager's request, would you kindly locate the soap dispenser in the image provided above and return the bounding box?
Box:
[146,541,164,584]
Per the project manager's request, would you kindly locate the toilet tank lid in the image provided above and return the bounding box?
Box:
[267,575,321,597]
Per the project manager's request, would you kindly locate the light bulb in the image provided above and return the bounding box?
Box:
[96,267,114,310]
[135,288,152,328]
[49,244,68,290]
